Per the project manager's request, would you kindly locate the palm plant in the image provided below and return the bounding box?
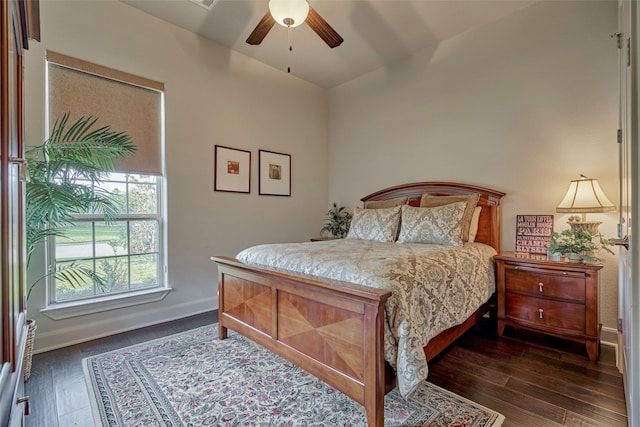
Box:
[25,113,136,300]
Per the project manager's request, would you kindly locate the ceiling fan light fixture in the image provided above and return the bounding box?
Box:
[268,0,309,28]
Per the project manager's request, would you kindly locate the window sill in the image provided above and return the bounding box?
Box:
[40,287,173,320]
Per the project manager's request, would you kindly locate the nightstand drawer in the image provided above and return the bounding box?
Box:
[505,293,585,332]
[504,265,585,302]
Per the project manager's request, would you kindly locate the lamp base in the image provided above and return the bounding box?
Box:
[567,221,602,236]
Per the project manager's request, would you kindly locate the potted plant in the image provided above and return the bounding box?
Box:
[320,203,352,238]
[23,113,135,380]
[547,227,613,263]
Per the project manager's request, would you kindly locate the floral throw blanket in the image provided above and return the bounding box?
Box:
[236,239,496,398]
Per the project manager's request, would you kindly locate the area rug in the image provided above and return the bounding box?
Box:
[83,325,504,426]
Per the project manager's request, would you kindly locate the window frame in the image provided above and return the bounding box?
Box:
[51,173,164,300]
[41,173,170,320]
[41,53,168,319]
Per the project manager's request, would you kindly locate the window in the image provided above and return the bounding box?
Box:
[50,173,163,302]
[42,52,167,316]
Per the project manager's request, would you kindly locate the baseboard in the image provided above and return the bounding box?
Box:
[33,298,216,353]
[621,341,631,426]
[600,326,622,373]
[601,325,619,347]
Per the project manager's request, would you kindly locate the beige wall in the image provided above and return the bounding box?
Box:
[328,1,620,338]
[24,0,328,351]
[25,0,621,351]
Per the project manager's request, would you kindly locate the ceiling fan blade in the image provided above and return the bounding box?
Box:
[246,11,276,45]
[306,7,343,48]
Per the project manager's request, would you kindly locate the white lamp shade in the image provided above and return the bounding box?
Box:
[556,177,616,213]
[269,0,309,27]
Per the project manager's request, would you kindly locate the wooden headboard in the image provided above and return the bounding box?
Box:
[361,182,506,252]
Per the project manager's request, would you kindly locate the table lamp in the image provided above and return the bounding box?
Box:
[556,175,616,235]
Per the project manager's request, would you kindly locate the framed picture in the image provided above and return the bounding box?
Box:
[214,145,251,193]
[259,150,291,196]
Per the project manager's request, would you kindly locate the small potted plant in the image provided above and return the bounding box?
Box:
[547,227,613,263]
[320,203,352,238]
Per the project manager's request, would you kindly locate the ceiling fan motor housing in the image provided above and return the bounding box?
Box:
[246,0,343,48]
[269,0,309,27]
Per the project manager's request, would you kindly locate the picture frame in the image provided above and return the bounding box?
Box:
[515,214,554,254]
[259,150,291,196]
[214,145,251,193]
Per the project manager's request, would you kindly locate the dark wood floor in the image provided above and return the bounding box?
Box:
[24,312,627,427]
[429,321,628,427]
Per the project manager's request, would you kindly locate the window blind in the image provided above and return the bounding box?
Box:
[46,51,164,175]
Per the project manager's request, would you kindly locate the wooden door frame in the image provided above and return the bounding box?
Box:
[0,0,38,424]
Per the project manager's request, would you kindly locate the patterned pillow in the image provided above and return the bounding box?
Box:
[396,202,466,246]
[420,193,480,242]
[346,206,402,242]
[468,206,482,242]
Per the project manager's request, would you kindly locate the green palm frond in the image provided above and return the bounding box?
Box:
[26,180,89,227]
[26,112,136,300]
[27,114,136,184]
[89,187,122,222]
[26,228,65,264]
[27,262,106,301]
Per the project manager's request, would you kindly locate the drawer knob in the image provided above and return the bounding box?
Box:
[538,282,544,293]
[538,308,544,319]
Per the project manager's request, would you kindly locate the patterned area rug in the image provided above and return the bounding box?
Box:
[83,325,504,426]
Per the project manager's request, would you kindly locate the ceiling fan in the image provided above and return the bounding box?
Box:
[246,0,344,48]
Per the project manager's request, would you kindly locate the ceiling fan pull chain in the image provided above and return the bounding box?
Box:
[287,24,292,73]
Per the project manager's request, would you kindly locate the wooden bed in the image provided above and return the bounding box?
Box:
[211,182,505,426]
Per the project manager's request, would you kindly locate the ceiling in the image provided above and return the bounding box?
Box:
[122,0,537,89]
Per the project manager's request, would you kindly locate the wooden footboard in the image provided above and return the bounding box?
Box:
[212,256,392,427]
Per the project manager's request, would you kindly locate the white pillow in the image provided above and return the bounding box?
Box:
[396,202,466,246]
[468,207,482,242]
[346,206,402,242]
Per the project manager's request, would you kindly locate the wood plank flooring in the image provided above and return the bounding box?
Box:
[24,312,627,426]
[429,320,628,427]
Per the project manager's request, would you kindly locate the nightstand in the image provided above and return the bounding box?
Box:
[494,252,603,361]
